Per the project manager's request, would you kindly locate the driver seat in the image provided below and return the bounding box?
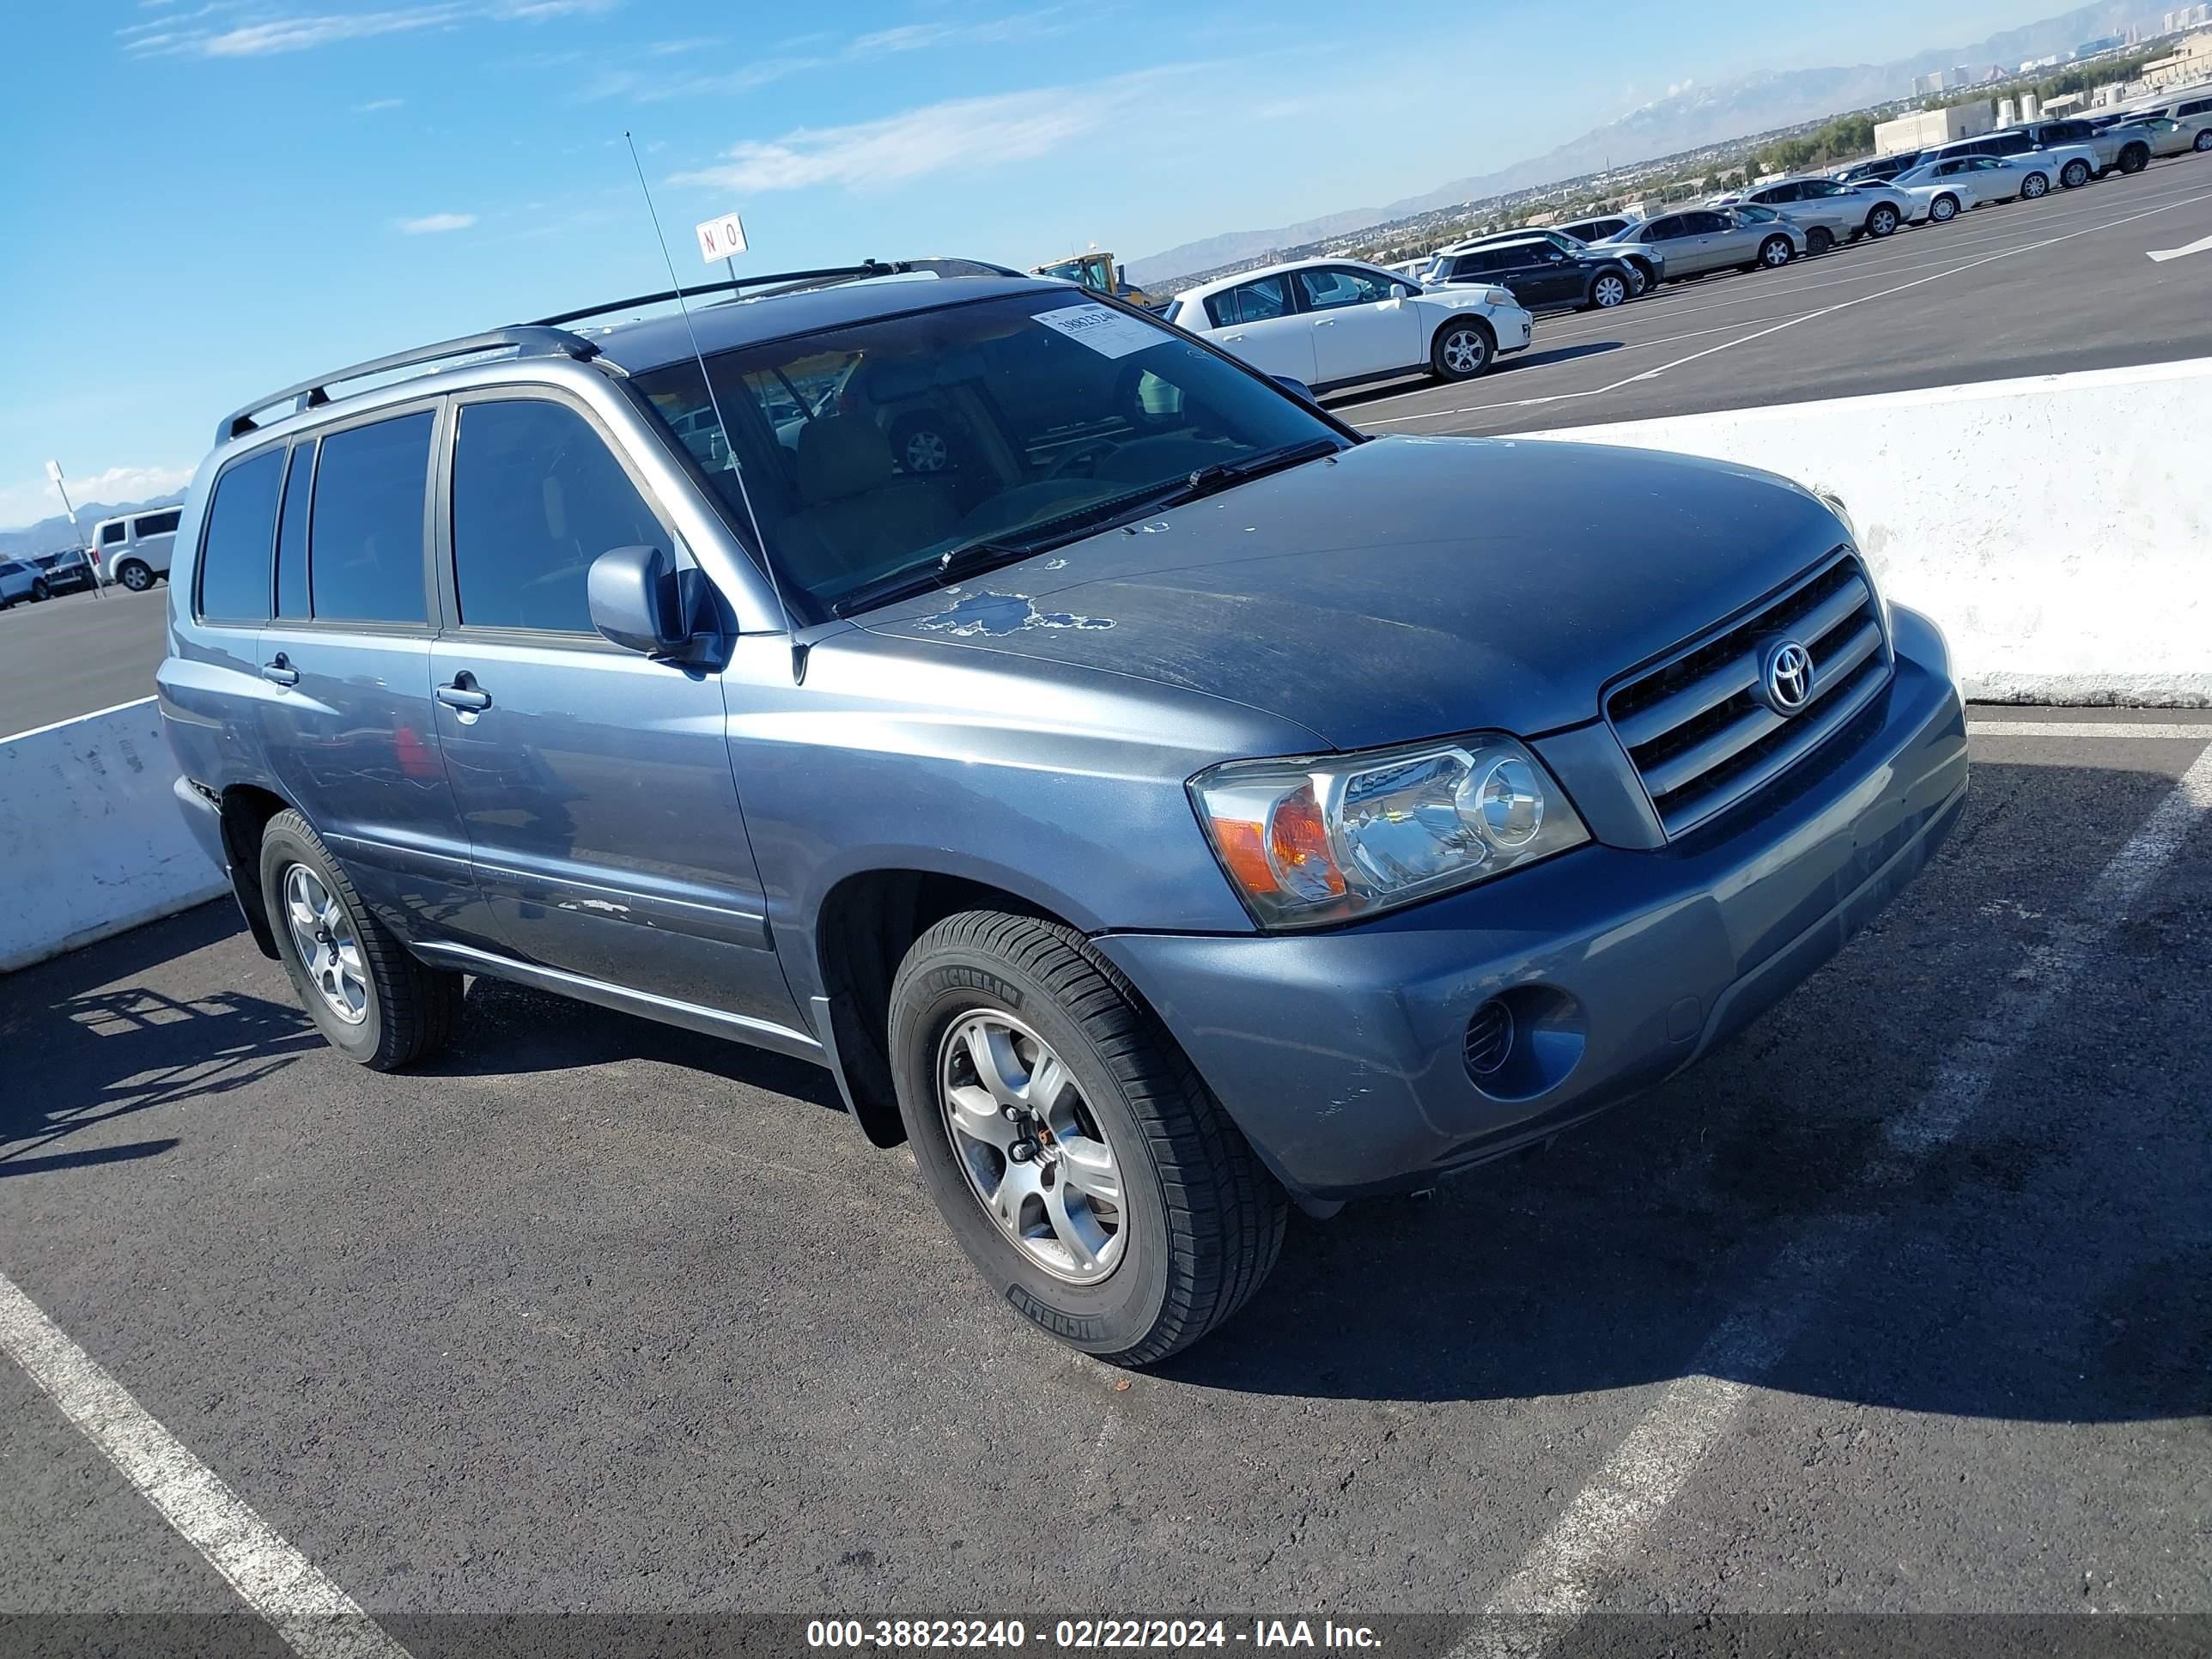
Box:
[777,416,957,586]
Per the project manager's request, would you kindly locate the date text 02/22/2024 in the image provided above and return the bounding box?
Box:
[804,1619,1384,1650]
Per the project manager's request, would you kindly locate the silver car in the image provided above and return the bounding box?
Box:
[1590,205,1805,281]
[1726,175,1912,252]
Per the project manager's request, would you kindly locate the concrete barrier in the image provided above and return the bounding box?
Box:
[0,698,226,974]
[1526,357,2212,705]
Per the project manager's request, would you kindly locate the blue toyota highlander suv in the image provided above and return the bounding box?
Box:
[160,258,1967,1364]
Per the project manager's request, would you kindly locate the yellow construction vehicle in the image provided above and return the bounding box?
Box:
[1030,250,1161,309]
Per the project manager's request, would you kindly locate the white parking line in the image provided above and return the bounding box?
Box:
[1363,181,2212,430]
[0,1271,411,1659]
[1967,720,2212,738]
[1455,740,2212,1655]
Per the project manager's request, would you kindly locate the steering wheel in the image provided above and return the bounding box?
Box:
[1045,436,1124,481]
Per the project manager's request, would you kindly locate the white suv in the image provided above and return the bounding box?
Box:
[90,506,183,591]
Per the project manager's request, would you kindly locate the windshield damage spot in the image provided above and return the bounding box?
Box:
[917,592,1115,636]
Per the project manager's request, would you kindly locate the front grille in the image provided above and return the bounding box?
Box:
[1607,550,1892,839]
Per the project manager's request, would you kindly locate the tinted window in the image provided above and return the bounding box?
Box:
[1988,132,2029,155]
[275,441,313,620]
[100,521,125,546]
[1752,184,1795,203]
[195,448,283,623]
[1296,266,1395,311]
[308,412,432,625]
[452,399,664,634]
[1683,211,1730,234]
[1450,252,1499,277]
[1206,276,1291,326]
[1644,216,1683,240]
[137,510,181,536]
[2180,99,2212,117]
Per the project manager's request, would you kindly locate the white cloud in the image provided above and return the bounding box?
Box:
[124,0,616,58]
[398,211,476,233]
[0,465,194,535]
[353,95,404,111]
[670,74,1169,194]
[199,5,465,57]
[592,9,1066,102]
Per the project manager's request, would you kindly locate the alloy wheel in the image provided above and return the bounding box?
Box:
[1441,328,1490,375]
[1761,238,1791,267]
[903,429,951,473]
[283,862,368,1025]
[120,564,151,591]
[1594,275,1626,307]
[938,1010,1125,1285]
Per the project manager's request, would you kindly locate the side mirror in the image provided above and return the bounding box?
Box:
[588,544,706,659]
[1271,375,1317,403]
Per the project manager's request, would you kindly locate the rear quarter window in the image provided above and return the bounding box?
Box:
[136,509,181,537]
[196,448,284,624]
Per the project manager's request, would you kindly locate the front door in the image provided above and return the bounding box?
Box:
[429,390,799,1031]
[1295,265,1423,381]
[255,403,495,947]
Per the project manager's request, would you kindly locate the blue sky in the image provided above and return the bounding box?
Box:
[1,0,2045,531]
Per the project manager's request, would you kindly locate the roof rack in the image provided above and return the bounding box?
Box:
[218,325,599,445]
[527,256,1025,329]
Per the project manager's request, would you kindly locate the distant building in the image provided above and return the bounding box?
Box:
[1912,70,1946,95]
[1875,100,1996,155]
[1997,96,2018,124]
[2075,34,2125,57]
[2163,5,2210,33]
[2142,27,2212,86]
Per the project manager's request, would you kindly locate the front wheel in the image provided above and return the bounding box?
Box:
[2062,159,2093,187]
[2020,171,2050,199]
[1805,227,1835,256]
[1866,204,1899,237]
[29,580,50,603]
[1929,194,1960,223]
[889,912,1286,1366]
[259,809,461,1069]
[1430,318,1495,381]
[2119,143,2149,174]
[1759,235,1794,268]
[1587,271,1629,309]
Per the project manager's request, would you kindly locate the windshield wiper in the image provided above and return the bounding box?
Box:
[831,538,1047,618]
[1169,437,1341,504]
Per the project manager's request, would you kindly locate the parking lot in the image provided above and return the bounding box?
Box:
[1330,157,2212,436]
[3,710,2208,1650]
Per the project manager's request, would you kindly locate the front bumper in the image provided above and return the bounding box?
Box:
[1094,606,1968,1200]
[1497,306,1534,351]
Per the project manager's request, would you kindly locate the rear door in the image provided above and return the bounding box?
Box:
[255,401,493,947]
[1294,264,1423,382]
[131,507,182,576]
[1200,276,1316,383]
[428,387,799,1030]
[1639,215,1695,273]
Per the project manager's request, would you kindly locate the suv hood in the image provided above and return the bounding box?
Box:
[857,434,1854,752]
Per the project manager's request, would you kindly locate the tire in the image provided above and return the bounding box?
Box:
[1805,226,1834,256]
[2062,159,2093,187]
[258,808,461,1070]
[116,560,154,592]
[1586,270,1629,310]
[1929,194,1960,223]
[29,580,49,602]
[1430,317,1495,381]
[2119,143,2149,175]
[2196,131,2212,154]
[2020,171,2050,200]
[888,910,1287,1366]
[1865,204,1899,237]
[890,416,958,476]
[1758,234,1794,269]
[1623,259,1651,297]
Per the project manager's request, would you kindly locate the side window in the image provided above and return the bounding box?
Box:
[308,410,433,625]
[100,521,125,547]
[1752,184,1793,204]
[196,448,284,624]
[1206,276,1291,327]
[451,399,665,635]
[2181,99,2212,118]
[137,510,181,537]
[1644,218,1680,241]
[1683,211,1728,234]
[1297,266,1394,311]
[275,441,313,620]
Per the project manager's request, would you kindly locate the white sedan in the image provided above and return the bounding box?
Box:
[1888,154,2051,223]
[1161,258,1533,389]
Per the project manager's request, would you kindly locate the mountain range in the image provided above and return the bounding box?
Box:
[0,495,182,560]
[1124,1,2160,284]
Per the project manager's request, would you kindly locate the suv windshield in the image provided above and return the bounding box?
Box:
[633,290,1342,619]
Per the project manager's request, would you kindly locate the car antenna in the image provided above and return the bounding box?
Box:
[623,131,808,684]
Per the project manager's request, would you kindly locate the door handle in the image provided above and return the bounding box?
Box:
[1314,319,1335,327]
[260,655,299,688]
[435,674,491,713]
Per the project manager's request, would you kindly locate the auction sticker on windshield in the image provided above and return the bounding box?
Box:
[1032,304,1161,359]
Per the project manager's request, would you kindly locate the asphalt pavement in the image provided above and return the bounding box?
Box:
[3,713,2208,1651]
[1328,155,2212,436]
[0,583,168,739]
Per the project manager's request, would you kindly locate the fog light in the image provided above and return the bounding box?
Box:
[1463,999,1516,1079]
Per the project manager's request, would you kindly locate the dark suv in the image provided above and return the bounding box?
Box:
[1431,235,1640,311]
[161,258,1968,1364]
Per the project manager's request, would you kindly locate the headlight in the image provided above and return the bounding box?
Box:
[1191,736,1589,930]
[1484,287,1516,307]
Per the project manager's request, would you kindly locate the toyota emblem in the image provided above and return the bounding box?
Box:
[1760,639,1815,715]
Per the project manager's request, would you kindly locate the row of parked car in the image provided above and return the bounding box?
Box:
[1153,96,2210,398]
[0,505,184,610]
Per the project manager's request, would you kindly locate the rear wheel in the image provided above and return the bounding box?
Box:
[116,560,154,592]
[2020,171,2050,199]
[29,579,50,602]
[2196,130,2212,154]
[2119,143,2149,174]
[2062,159,2093,187]
[1758,234,1794,269]
[1623,259,1651,296]
[1587,271,1629,309]
[1929,193,1960,223]
[1865,204,1899,237]
[888,911,1287,1366]
[1805,226,1835,256]
[259,809,461,1070]
[1430,317,1495,381]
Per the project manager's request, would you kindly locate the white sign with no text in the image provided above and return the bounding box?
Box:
[696,213,747,264]
[1030,304,1159,360]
